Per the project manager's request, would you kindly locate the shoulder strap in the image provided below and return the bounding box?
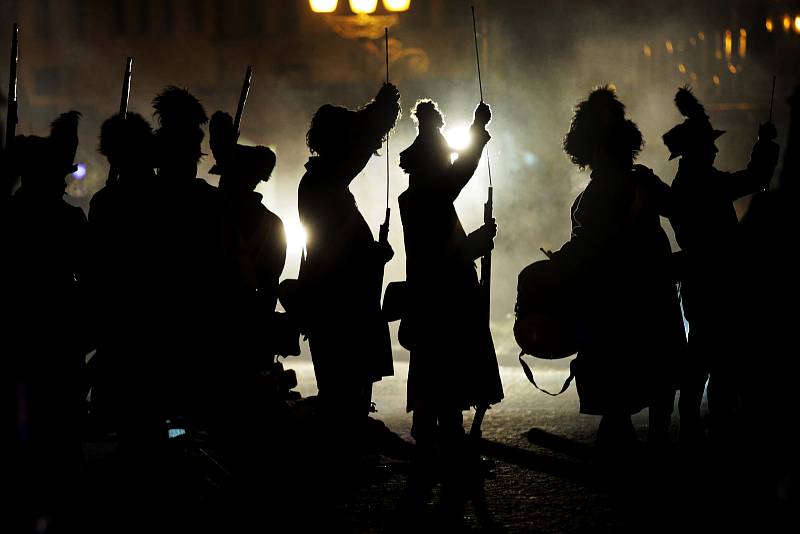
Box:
[518,352,574,396]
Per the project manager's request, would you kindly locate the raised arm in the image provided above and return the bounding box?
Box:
[440,101,492,203]
[723,122,779,201]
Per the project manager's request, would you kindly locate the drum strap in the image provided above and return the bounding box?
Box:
[518,352,575,396]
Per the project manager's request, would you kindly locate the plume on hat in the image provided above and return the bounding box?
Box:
[674,86,708,121]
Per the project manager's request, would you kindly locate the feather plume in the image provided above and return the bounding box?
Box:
[674,85,707,120]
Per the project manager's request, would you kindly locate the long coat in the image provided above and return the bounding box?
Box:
[669,140,777,343]
[298,156,393,391]
[551,166,686,415]
[398,127,503,412]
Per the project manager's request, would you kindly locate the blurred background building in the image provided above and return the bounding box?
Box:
[2,0,798,364]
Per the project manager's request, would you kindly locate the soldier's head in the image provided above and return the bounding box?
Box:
[564,86,642,173]
[399,99,451,178]
[13,111,81,197]
[152,86,207,179]
[217,145,277,192]
[306,104,357,158]
[412,99,444,133]
[99,112,155,177]
[662,86,724,167]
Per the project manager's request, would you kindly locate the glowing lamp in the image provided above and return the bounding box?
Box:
[795,16,800,33]
[310,0,337,13]
[724,29,732,59]
[349,0,378,14]
[739,28,746,58]
[665,40,673,54]
[766,18,774,32]
[784,15,791,32]
[383,0,410,12]
[678,63,686,74]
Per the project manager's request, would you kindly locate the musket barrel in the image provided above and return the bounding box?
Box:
[233,66,252,138]
[6,23,19,147]
[119,57,132,117]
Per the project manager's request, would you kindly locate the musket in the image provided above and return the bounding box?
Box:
[378,29,390,247]
[106,57,132,185]
[3,23,19,199]
[233,66,253,141]
[769,75,776,124]
[470,4,493,440]
[5,23,18,153]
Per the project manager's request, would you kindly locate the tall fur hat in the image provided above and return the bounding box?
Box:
[152,86,208,129]
[563,86,643,169]
[13,110,81,176]
[99,111,154,165]
[662,86,725,160]
[208,111,275,180]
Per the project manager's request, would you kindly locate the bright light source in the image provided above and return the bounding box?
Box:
[712,75,720,85]
[784,14,792,32]
[678,63,686,74]
[383,0,410,11]
[443,124,471,152]
[444,124,471,163]
[795,16,800,33]
[728,63,737,74]
[349,0,378,14]
[310,0,337,13]
[665,41,673,54]
[642,44,652,57]
[72,163,86,180]
[739,28,746,58]
[766,18,774,32]
[724,29,732,58]
[285,219,308,254]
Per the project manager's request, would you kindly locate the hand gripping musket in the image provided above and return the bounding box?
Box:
[470,5,493,440]
[3,23,19,199]
[106,57,132,185]
[234,66,253,140]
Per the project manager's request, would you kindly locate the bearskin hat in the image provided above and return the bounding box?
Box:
[563,86,643,169]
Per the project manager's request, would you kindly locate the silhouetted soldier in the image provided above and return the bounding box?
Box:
[297,83,399,458]
[2,111,90,531]
[209,110,285,326]
[397,99,502,494]
[86,112,156,433]
[550,87,685,452]
[662,87,778,444]
[145,87,226,432]
[739,86,798,508]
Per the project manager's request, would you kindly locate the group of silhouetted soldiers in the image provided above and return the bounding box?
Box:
[1,78,798,531]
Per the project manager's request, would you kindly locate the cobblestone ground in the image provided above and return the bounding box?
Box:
[284,360,679,533]
[78,359,791,533]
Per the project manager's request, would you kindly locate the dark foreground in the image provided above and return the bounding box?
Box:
[69,362,794,533]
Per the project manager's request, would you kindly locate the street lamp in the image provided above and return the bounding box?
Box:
[309,0,337,13]
[309,0,412,40]
[350,0,378,14]
[383,0,411,11]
